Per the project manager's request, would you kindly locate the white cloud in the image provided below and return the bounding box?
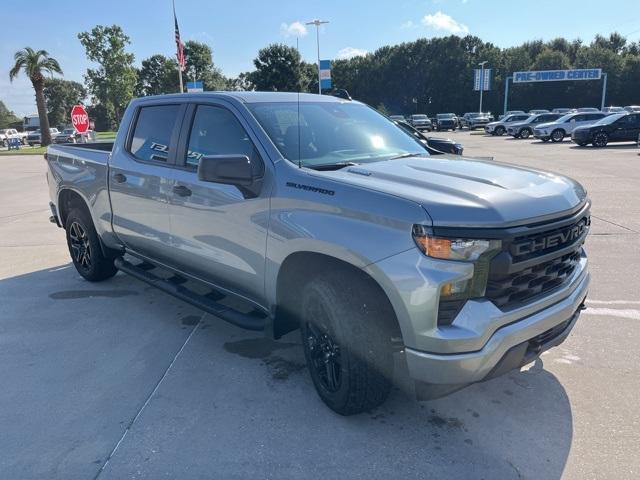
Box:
[336,47,368,59]
[421,11,469,34]
[400,20,416,29]
[280,21,308,38]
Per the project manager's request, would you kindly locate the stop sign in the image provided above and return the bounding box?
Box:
[71,105,90,134]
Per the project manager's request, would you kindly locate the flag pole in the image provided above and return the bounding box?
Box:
[173,0,184,93]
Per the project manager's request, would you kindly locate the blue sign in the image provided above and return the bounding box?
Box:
[513,69,602,83]
[186,80,204,92]
[474,68,491,91]
[319,59,332,90]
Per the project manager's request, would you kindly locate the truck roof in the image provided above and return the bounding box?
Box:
[134,91,347,105]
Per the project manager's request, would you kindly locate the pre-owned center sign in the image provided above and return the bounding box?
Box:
[513,68,602,83]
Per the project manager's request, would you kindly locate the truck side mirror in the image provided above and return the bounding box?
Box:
[198,155,263,198]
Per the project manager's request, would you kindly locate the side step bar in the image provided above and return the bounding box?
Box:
[114,257,267,331]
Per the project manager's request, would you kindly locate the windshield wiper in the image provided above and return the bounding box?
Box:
[307,161,358,171]
[387,152,428,160]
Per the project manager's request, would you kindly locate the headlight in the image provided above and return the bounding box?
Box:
[412,225,501,300]
[411,225,499,261]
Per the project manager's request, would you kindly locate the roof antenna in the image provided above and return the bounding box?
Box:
[296,36,302,169]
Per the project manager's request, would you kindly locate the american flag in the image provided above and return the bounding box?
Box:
[174,2,186,71]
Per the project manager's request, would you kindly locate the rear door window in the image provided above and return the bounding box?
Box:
[129,105,181,163]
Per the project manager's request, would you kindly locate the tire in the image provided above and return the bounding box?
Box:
[65,208,118,282]
[551,129,565,143]
[300,272,393,415]
[592,132,609,147]
[520,128,531,139]
[495,126,505,136]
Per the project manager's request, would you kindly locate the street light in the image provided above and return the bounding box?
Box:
[306,19,329,95]
[478,60,488,113]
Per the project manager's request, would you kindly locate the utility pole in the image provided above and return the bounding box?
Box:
[478,60,488,113]
[306,19,329,95]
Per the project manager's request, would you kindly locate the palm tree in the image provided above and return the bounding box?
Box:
[9,48,63,146]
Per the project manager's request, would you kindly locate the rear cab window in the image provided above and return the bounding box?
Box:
[129,104,182,163]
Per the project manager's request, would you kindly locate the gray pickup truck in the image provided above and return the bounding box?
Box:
[46,92,590,415]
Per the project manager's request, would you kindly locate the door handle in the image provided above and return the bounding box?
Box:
[113,173,127,183]
[173,185,192,197]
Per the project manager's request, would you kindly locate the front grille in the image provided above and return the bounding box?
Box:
[486,249,582,309]
[486,214,589,310]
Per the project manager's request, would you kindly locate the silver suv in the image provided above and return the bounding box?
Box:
[485,113,531,136]
[534,112,606,142]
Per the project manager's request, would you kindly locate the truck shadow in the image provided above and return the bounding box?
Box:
[0,264,573,479]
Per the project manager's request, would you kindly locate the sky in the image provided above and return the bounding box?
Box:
[1,0,639,116]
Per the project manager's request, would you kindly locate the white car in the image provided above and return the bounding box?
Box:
[533,112,606,142]
[0,128,28,146]
[485,113,531,136]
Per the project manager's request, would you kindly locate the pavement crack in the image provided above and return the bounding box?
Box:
[92,312,205,480]
[591,215,639,234]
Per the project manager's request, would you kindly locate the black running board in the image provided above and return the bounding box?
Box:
[114,257,267,331]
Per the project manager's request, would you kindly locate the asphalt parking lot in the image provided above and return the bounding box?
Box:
[1,134,639,479]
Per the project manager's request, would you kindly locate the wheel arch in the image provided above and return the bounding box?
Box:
[273,251,401,340]
[57,188,91,228]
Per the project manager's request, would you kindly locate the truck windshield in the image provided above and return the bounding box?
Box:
[247,102,425,168]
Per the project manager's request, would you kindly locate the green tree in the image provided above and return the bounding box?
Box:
[248,43,311,92]
[8,47,62,145]
[43,78,87,128]
[183,41,227,91]
[78,25,137,129]
[0,100,21,128]
[136,54,179,96]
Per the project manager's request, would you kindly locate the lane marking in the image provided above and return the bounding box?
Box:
[586,300,640,305]
[582,307,640,320]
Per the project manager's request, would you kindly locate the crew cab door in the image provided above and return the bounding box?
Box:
[109,102,185,264]
[164,101,270,305]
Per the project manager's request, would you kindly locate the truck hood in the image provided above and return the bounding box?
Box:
[315,156,587,228]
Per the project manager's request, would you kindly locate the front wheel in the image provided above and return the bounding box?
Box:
[300,273,393,415]
[65,208,118,282]
[592,132,609,147]
[551,129,565,143]
[520,128,531,139]
[495,126,505,136]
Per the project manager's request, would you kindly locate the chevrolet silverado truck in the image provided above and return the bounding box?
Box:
[46,92,590,415]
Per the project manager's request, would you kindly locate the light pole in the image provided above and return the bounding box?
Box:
[306,19,329,94]
[478,60,488,113]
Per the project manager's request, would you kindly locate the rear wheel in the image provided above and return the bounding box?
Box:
[551,129,565,143]
[592,132,609,147]
[300,272,393,415]
[65,208,118,282]
[520,128,531,139]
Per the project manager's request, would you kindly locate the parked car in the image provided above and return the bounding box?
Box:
[53,128,79,144]
[528,109,550,114]
[533,112,606,142]
[27,128,60,146]
[571,112,640,147]
[0,128,28,146]
[393,119,463,155]
[507,113,563,139]
[409,114,432,131]
[389,115,406,122]
[552,108,574,114]
[624,105,640,113]
[576,107,600,113]
[459,112,491,130]
[45,91,590,414]
[498,110,525,120]
[602,106,625,114]
[484,113,531,136]
[434,113,457,131]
